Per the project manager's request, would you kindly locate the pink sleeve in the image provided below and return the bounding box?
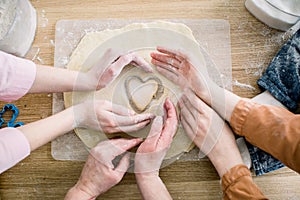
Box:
[0,128,30,174]
[0,51,36,102]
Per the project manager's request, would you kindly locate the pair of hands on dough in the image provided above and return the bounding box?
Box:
[74,49,155,134]
[151,47,244,177]
[66,99,177,200]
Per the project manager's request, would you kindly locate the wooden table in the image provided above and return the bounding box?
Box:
[1,0,300,199]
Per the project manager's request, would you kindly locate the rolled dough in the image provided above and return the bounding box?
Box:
[125,75,164,113]
[64,21,206,159]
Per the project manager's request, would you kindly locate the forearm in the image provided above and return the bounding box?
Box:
[17,106,75,151]
[28,65,80,93]
[136,174,172,200]
[203,81,241,122]
[207,125,244,178]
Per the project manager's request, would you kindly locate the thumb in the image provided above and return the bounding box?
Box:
[92,48,122,75]
[144,116,163,146]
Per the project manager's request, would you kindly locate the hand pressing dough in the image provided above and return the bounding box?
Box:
[64,21,206,159]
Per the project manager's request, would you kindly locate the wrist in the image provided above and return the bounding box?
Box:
[207,147,230,177]
[135,172,159,182]
[135,172,162,192]
[207,134,243,177]
[135,173,172,200]
[75,71,102,91]
[65,184,96,200]
[198,79,220,105]
[71,103,88,128]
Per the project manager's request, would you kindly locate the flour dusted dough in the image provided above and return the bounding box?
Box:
[125,75,164,113]
[64,21,205,159]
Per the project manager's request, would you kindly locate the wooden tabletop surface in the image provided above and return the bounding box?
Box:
[1,0,300,199]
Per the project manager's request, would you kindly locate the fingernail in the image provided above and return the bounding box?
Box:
[127,138,141,146]
[147,66,153,72]
[135,138,143,143]
[178,99,183,108]
[167,98,173,106]
[164,98,169,108]
[130,110,136,115]
[148,113,155,118]
[150,52,155,57]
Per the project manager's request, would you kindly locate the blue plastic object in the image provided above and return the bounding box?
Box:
[0,104,24,128]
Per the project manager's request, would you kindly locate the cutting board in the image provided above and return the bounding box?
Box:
[51,19,232,161]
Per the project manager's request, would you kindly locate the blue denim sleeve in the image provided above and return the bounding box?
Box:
[246,141,285,176]
[257,29,300,111]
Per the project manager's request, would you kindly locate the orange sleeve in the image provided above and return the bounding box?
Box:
[222,164,267,200]
[230,99,300,173]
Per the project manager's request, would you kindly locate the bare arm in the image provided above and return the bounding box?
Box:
[17,106,74,151]
[29,49,152,93]
[18,100,153,152]
[28,64,79,93]
[135,174,172,200]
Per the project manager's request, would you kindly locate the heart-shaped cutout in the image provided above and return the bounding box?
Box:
[125,76,164,113]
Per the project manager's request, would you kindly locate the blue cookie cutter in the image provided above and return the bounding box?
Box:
[0,104,24,128]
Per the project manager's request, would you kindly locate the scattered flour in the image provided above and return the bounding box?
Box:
[233,80,256,91]
[31,47,40,61]
[28,47,44,64]
[36,56,44,64]
[50,39,55,46]
[40,9,48,28]
[58,56,70,66]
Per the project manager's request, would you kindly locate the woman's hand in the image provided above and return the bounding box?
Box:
[74,100,154,133]
[65,138,142,200]
[178,89,224,155]
[151,46,215,105]
[178,89,243,177]
[78,49,153,91]
[134,98,178,175]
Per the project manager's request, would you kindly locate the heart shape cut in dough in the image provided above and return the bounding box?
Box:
[125,76,164,113]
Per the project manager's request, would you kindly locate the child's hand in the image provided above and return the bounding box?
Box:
[77,49,153,91]
[65,138,142,200]
[74,100,154,133]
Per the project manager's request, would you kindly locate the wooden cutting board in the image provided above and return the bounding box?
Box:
[51,19,232,161]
